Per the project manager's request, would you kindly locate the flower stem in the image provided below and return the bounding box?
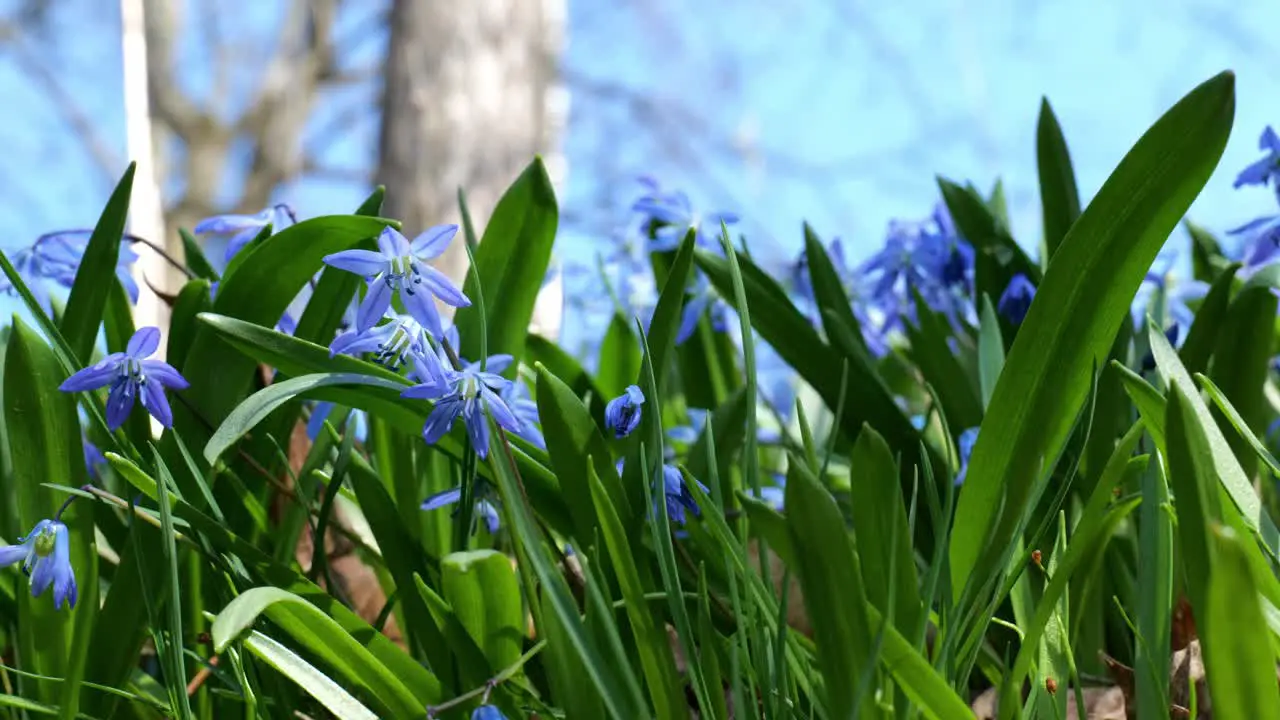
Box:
[424,640,546,717]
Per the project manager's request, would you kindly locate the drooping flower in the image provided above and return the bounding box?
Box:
[605,385,645,438]
[656,464,710,526]
[632,185,739,252]
[0,519,77,609]
[421,486,501,535]
[955,427,979,486]
[471,705,508,720]
[34,230,140,303]
[194,203,297,263]
[1234,126,1280,194]
[500,380,544,450]
[997,274,1036,325]
[323,226,470,336]
[403,358,521,459]
[59,326,189,430]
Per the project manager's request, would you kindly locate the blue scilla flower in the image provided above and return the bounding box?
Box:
[323,226,470,336]
[500,380,544,450]
[1229,213,1280,274]
[34,230,140,303]
[677,274,731,345]
[471,705,507,720]
[1,519,76,609]
[1235,126,1280,195]
[59,326,189,429]
[859,204,972,333]
[605,385,645,439]
[330,312,445,376]
[632,186,739,252]
[421,486,501,535]
[0,245,62,313]
[790,239,890,357]
[997,273,1036,325]
[403,358,521,459]
[82,435,107,479]
[955,427,979,486]
[657,464,709,526]
[194,203,297,263]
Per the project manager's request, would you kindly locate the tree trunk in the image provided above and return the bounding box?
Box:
[376,0,568,338]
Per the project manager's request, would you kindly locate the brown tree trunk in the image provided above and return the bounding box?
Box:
[376,0,567,311]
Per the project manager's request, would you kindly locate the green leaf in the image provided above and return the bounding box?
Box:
[1136,453,1174,720]
[179,227,220,281]
[539,583,604,719]
[1204,527,1280,720]
[536,364,631,542]
[355,186,386,216]
[486,416,648,718]
[212,587,424,719]
[173,216,394,455]
[167,279,213,374]
[1208,278,1276,478]
[648,231,697,397]
[846,424,920,636]
[1178,262,1240,374]
[1002,422,1146,717]
[1036,98,1082,259]
[204,373,406,464]
[588,464,688,719]
[1197,373,1280,480]
[737,491,797,569]
[949,71,1235,604]
[152,449,194,720]
[803,223,871,362]
[1186,219,1228,282]
[785,457,875,718]
[60,163,135,362]
[978,294,1005,410]
[195,315,574,534]
[240,629,379,720]
[905,292,983,432]
[526,334,609,425]
[441,550,526,671]
[696,250,922,467]
[1164,383,1225,626]
[597,314,641,399]
[1149,323,1280,574]
[455,157,558,365]
[3,318,88,704]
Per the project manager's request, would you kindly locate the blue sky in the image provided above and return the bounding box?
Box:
[2,0,1278,306]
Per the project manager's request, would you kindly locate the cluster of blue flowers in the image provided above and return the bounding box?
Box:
[0,230,139,314]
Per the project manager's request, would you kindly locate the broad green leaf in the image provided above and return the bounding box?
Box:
[847,424,920,636]
[803,223,871,362]
[1002,422,1146,717]
[978,294,1005,410]
[1149,323,1280,570]
[1164,383,1224,624]
[647,230,697,396]
[1186,219,1229,282]
[3,318,89,704]
[696,250,923,469]
[597,314,641,398]
[536,364,631,542]
[526,334,609,425]
[213,587,425,718]
[1197,373,1280,480]
[105,452,442,707]
[539,583,604,719]
[1136,454,1174,720]
[442,550,526,671]
[167,279,212,375]
[1178,262,1240,374]
[588,464,689,719]
[785,457,875,719]
[204,373,405,463]
[240,629,379,720]
[486,410,648,718]
[455,157,558,365]
[60,163,135,362]
[1036,99,1082,259]
[737,491,797,569]
[195,315,573,534]
[1208,279,1276,478]
[173,216,394,456]
[950,71,1235,604]
[905,292,982,433]
[1204,527,1280,720]
[179,228,219,281]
